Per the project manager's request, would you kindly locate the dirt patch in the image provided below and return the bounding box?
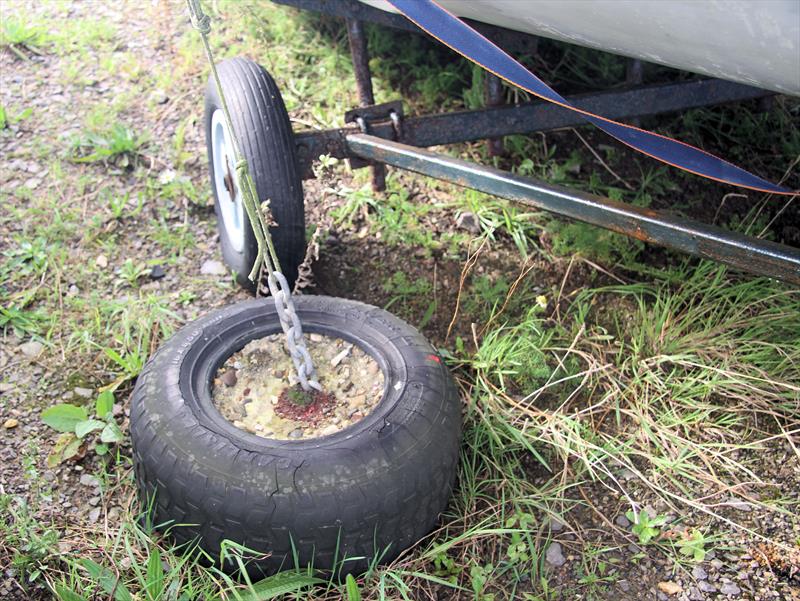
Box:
[212,333,384,440]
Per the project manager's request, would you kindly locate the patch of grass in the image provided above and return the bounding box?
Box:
[69,123,145,167]
[0,15,49,58]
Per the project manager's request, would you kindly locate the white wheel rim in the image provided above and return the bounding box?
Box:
[210,109,245,253]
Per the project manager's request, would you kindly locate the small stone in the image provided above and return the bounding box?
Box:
[88,507,101,523]
[80,474,100,487]
[73,387,93,399]
[201,259,227,276]
[657,581,682,596]
[88,496,100,506]
[698,581,717,593]
[688,586,704,601]
[149,265,166,280]
[455,211,480,234]
[221,369,237,387]
[107,506,121,521]
[0,382,14,393]
[719,582,741,596]
[618,580,631,592]
[615,513,631,528]
[547,517,565,532]
[319,424,340,436]
[67,284,80,296]
[3,418,19,429]
[254,424,263,431]
[710,559,724,570]
[545,542,566,567]
[309,333,323,342]
[20,340,44,357]
[330,346,352,367]
[288,428,303,439]
[95,254,108,268]
[691,566,708,580]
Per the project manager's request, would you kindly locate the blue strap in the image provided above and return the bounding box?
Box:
[387,0,795,196]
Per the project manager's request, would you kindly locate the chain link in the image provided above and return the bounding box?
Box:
[267,272,322,391]
[186,0,321,392]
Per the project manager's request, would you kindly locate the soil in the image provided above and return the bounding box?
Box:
[212,333,384,440]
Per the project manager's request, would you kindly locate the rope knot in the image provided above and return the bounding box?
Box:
[193,14,211,34]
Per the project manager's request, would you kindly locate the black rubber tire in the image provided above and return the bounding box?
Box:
[130,296,462,576]
[204,57,305,290]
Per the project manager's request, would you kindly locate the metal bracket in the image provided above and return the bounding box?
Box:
[344,101,404,132]
[344,101,404,169]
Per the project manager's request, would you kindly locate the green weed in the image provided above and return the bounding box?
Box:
[69,123,144,167]
[41,390,123,466]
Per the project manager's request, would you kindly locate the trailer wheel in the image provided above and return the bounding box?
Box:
[130,296,462,576]
[205,57,305,290]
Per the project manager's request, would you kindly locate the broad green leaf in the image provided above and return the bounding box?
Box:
[75,419,105,439]
[94,443,109,456]
[78,558,132,601]
[236,572,322,600]
[54,583,88,601]
[346,573,362,601]
[48,432,77,467]
[95,390,114,417]
[42,404,88,433]
[100,421,124,443]
[63,436,83,460]
[145,548,164,601]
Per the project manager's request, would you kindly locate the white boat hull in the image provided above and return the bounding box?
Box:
[361,0,800,95]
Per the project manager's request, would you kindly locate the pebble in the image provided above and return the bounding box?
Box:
[330,346,352,367]
[691,566,708,580]
[288,428,303,439]
[547,517,565,532]
[19,341,44,358]
[657,581,682,596]
[149,264,166,280]
[0,383,14,393]
[88,507,101,523]
[95,254,108,268]
[688,586,704,601]
[455,211,480,234]
[3,418,19,429]
[615,513,631,528]
[319,424,340,436]
[698,581,717,593]
[74,387,93,399]
[545,542,566,567]
[200,259,227,276]
[719,582,741,596]
[79,474,100,487]
[220,369,237,387]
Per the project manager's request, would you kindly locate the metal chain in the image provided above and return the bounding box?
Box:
[186,0,320,391]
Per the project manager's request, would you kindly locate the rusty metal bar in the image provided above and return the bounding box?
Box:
[293,78,772,179]
[346,133,800,284]
[346,18,386,191]
[485,72,505,157]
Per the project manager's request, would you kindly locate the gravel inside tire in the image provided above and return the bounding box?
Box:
[204,57,306,290]
[130,296,462,576]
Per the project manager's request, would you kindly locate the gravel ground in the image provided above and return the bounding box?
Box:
[0,1,798,599]
[212,333,384,439]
